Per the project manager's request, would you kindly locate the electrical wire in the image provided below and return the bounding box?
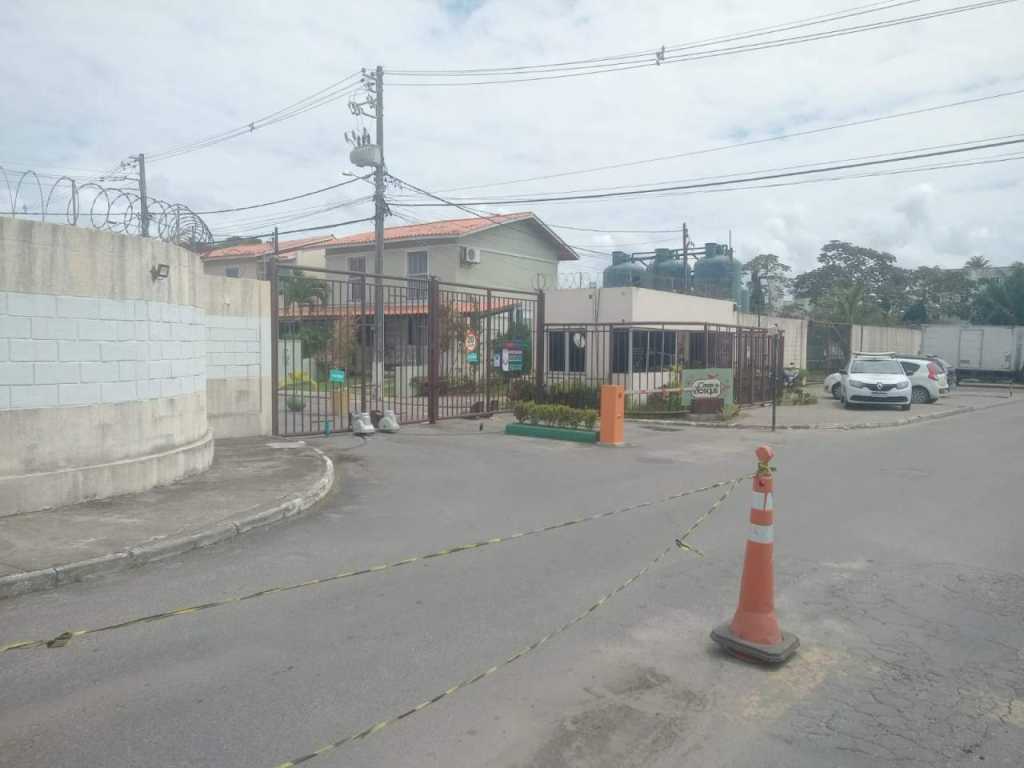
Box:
[404,132,1024,201]
[389,1,1019,86]
[205,215,376,247]
[392,0,919,76]
[391,136,1024,206]
[193,174,372,215]
[146,72,364,162]
[436,85,1024,192]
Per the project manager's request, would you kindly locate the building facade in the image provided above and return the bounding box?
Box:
[324,213,577,292]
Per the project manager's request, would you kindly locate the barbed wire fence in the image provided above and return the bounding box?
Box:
[0,167,212,249]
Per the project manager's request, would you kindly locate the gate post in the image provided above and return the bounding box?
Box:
[484,289,492,412]
[428,277,440,424]
[534,290,545,402]
[270,258,280,437]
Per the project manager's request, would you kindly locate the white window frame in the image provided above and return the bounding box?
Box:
[348,255,367,301]
[407,250,429,300]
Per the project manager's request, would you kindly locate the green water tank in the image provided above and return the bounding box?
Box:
[647,248,690,292]
[603,250,646,288]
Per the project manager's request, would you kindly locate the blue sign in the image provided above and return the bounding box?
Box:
[329,368,346,383]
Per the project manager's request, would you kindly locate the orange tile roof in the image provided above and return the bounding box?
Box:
[331,213,532,246]
[202,235,335,262]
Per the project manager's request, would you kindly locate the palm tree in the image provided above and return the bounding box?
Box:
[965,255,990,269]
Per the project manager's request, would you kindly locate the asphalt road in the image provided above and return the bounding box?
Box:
[2,402,1023,767]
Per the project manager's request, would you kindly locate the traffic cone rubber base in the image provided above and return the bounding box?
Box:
[710,623,799,665]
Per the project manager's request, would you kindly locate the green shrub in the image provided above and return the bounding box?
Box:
[545,382,600,409]
[508,378,535,402]
[512,401,597,431]
[513,401,530,423]
[285,396,307,412]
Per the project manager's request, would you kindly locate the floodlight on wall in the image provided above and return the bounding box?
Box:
[151,264,170,281]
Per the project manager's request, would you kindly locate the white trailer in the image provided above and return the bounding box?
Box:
[921,324,1023,381]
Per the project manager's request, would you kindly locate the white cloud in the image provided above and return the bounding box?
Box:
[2,0,1022,274]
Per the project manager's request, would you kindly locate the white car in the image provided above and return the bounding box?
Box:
[895,357,942,404]
[824,371,843,400]
[841,356,912,410]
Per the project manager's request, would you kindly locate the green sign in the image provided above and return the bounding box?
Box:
[501,344,523,372]
[329,368,346,384]
[680,368,733,406]
[466,351,479,364]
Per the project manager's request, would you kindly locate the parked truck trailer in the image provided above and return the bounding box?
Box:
[921,324,1024,382]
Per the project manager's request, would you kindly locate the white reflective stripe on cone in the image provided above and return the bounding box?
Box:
[751,492,774,512]
[749,523,774,544]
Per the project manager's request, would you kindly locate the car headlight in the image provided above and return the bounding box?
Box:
[848,380,868,389]
[895,381,910,390]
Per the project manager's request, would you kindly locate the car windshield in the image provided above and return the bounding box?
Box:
[850,359,904,375]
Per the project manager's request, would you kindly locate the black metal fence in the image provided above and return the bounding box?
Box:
[806,320,851,377]
[542,322,783,416]
[272,265,541,436]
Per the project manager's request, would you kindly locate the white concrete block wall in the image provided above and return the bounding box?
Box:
[206,313,264,380]
[0,291,206,411]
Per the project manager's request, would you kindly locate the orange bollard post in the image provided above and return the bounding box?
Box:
[598,384,624,446]
[711,445,799,664]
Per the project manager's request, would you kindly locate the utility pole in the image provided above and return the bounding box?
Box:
[681,222,690,293]
[373,65,385,397]
[137,153,150,238]
[347,66,387,399]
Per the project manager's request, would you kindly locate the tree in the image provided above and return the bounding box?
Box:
[743,253,792,313]
[793,241,910,322]
[965,255,990,269]
[971,263,1024,325]
[904,266,975,322]
[282,269,328,311]
[815,283,869,324]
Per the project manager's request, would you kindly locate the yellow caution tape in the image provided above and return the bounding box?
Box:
[0,475,748,655]
[271,480,739,768]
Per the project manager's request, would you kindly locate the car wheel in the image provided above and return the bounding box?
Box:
[911,386,930,404]
[831,383,842,400]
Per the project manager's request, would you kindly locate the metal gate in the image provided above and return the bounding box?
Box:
[542,321,783,416]
[806,321,851,377]
[272,265,542,436]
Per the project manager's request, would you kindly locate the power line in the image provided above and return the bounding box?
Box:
[205,215,376,247]
[405,132,1024,201]
[437,84,1024,193]
[393,136,1024,206]
[389,1,1019,86]
[391,0,919,76]
[207,196,375,237]
[193,173,372,215]
[146,72,364,162]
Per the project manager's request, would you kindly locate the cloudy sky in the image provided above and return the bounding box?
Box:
[3,0,1022,279]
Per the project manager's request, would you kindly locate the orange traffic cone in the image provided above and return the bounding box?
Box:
[711,445,799,664]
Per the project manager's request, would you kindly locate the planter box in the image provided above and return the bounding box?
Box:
[505,423,598,443]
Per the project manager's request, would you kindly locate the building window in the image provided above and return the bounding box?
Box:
[348,256,366,301]
[225,266,240,278]
[548,330,566,372]
[631,330,676,373]
[547,330,586,373]
[568,331,585,373]
[612,329,630,373]
[407,250,429,300]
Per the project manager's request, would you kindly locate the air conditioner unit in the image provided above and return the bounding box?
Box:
[461,246,481,265]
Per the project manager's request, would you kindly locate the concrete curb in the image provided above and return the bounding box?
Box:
[632,397,1019,432]
[0,447,335,601]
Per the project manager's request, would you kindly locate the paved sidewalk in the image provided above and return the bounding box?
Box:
[0,437,333,599]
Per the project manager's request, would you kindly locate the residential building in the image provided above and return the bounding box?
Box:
[201,236,336,279]
[324,212,577,293]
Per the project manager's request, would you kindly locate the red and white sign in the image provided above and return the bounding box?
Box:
[464,329,478,353]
